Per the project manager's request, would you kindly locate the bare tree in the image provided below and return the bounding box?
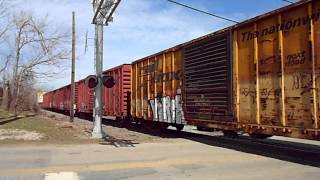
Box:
[0,0,12,74]
[10,11,71,113]
[0,0,9,18]
[0,56,9,73]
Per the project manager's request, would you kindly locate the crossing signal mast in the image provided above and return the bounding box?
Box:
[91,0,121,138]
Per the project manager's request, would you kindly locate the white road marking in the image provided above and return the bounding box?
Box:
[44,172,79,180]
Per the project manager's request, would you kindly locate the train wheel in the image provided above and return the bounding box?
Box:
[249,133,272,139]
[160,123,169,130]
[175,124,184,131]
[197,127,214,132]
[149,122,162,132]
[197,126,205,131]
[222,130,238,138]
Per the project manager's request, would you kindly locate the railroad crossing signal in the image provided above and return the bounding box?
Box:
[85,75,99,89]
[85,75,115,89]
[101,75,115,88]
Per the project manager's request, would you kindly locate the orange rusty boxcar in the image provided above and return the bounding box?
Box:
[131,47,186,130]
[131,0,320,140]
[184,0,320,140]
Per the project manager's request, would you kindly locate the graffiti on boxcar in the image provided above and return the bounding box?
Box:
[292,73,320,95]
[241,88,281,106]
[149,90,185,124]
[291,72,312,91]
[261,88,281,99]
[259,51,307,68]
[140,61,182,85]
[240,88,256,98]
[286,51,306,66]
[150,70,182,83]
[259,55,279,66]
[241,88,281,98]
[287,111,295,120]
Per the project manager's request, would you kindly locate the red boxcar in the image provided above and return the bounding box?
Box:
[51,90,58,110]
[103,64,131,118]
[55,85,68,111]
[76,79,94,114]
[43,92,54,109]
[48,84,77,112]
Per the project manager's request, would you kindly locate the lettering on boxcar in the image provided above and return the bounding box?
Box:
[141,61,182,86]
[259,55,279,66]
[298,74,320,95]
[286,51,306,66]
[240,88,256,98]
[260,88,281,110]
[260,88,281,99]
[150,70,181,83]
[149,90,185,124]
[292,72,312,91]
[241,10,320,42]
[241,88,281,107]
[287,111,295,120]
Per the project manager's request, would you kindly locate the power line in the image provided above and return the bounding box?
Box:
[167,0,239,23]
[281,0,294,4]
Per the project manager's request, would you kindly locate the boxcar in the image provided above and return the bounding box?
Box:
[43,91,53,110]
[131,47,186,130]
[75,64,131,118]
[103,64,131,118]
[54,84,74,113]
[44,84,77,113]
[77,79,94,114]
[184,0,320,140]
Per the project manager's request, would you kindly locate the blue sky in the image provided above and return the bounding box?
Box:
[18,0,296,90]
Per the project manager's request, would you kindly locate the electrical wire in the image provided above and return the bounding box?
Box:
[281,0,294,4]
[167,0,239,23]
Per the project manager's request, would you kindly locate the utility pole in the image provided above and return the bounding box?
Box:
[91,0,121,138]
[70,11,76,123]
[92,24,104,138]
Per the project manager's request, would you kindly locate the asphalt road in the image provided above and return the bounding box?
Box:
[0,136,319,180]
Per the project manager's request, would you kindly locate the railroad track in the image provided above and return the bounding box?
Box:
[134,126,320,168]
[178,129,320,167]
[44,110,320,168]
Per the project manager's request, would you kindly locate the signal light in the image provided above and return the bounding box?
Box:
[85,75,98,89]
[102,75,115,88]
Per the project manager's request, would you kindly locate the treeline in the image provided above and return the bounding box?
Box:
[0,0,71,114]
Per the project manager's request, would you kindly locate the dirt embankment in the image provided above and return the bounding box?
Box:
[41,110,182,146]
[0,109,192,146]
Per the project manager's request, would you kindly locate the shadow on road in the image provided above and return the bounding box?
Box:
[82,127,139,148]
[187,135,320,168]
[100,135,139,148]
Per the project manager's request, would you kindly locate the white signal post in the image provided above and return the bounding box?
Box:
[91,0,121,138]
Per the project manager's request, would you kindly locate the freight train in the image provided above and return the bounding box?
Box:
[43,0,320,141]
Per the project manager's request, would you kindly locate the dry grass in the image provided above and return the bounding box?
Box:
[0,110,95,145]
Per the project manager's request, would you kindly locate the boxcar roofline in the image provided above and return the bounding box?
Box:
[132,0,311,65]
